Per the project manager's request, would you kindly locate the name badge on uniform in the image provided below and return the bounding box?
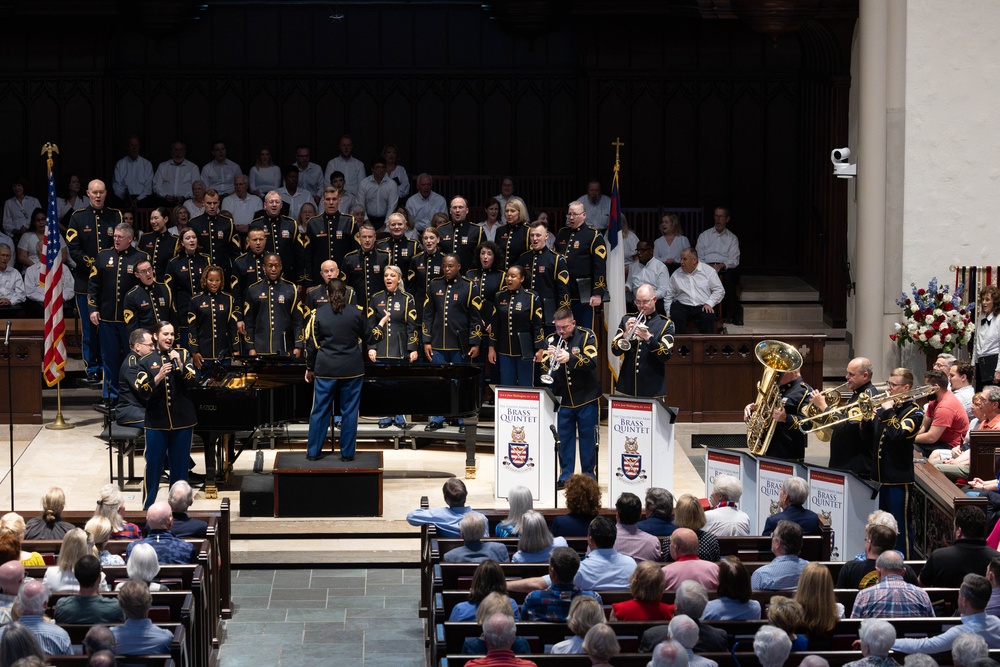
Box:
[435,289,444,296]
[83,225,92,232]
[200,302,210,309]
[181,266,189,272]
[318,232,328,238]
[140,299,150,307]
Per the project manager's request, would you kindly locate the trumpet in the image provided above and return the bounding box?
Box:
[540,336,567,385]
[617,312,648,352]
[797,384,936,434]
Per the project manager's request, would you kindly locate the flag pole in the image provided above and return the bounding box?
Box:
[40,143,73,431]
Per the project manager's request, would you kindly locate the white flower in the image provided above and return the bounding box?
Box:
[925,315,934,325]
[934,309,944,317]
[908,322,918,333]
[945,334,954,342]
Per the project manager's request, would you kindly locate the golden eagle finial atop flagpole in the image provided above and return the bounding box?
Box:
[40,143,59,175]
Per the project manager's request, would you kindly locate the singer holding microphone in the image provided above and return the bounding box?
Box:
[134,320,198,509]
[545,306,600,489]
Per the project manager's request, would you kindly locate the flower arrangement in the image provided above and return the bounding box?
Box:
[890,278,975,353]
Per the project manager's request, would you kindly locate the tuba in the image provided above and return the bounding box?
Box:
[746,340,804,456]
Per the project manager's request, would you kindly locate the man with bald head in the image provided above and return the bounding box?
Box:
[125,501,196,564]
[814,356,878,476]
[611,283,674,398]
[67,178,123,385]
[435,196,485,269]
[0,581,71,654]
[302,260,356,320]
[0,560,24,623]
[661,528,719,591]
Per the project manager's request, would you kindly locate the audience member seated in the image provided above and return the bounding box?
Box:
[406,479,488,539]
[0,244,24,310]
[444,513,509,564]
[795,562,843,648]
[43,527,103,593]
[610,492,661,562]
[449,560,521,622]
[767,596,808,651]
[610,560,675,621]
[113,579,174,655]
[23,241,74,316]
[640,581,727,653]
[518,547,601,622]
[844,619,897,667]
[510,511,568,563]
[582,623,619,667]
[762,477,821,536]
[914,368,971,457]
[838,524,918,589]
[85,516,125,566]
[662,494,721,562]
[920,505,1000,588]
[626,242,670,306]
[165,480,208,539]
[654,213,690,273]
[849,510,899,561]
[0,561,23,624]
[892,574,1000,653]
[850,550,934,618]
[0,621,47,666]
[703,474,750,537]
[0,582,71,655]
[637,487,678,537]
[23,487,75,540]
[0,517,43,567]
[951,361,978,420]
[117,543,168,591]
[125,502,196,565]
[550,596,605,654]
[751,520,809,590]
[94,483,142,539]
[754,625,793,667]
[987,556,1000,617]
[702,556,761,620]
[648,639,689,667]
[661,528,718,591]
[670,614,718,667]
[939,387,1000,483]
[667,248,723,334]
[951,633,990,667]
[550,474,601,538]
[82,624,117,658]
[495,486,532,537]
[53,555,124,624]
[461,594,531,656]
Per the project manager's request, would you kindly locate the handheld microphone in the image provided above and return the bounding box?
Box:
[549,424,561,446]
[3,320,10,347]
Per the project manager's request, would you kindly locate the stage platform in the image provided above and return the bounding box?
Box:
[9,387,834,567]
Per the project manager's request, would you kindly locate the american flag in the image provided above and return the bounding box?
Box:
[42,164,65,386]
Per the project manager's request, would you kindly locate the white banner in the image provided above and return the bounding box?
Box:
[607,398,675,506]
[494,388,557,506]
[757,459,797,532]
[808,468,848,561]
[705,449,743,492]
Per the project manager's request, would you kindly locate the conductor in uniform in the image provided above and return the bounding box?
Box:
[244,253,302,357]
[545,306,600,488]
[304,279,373,462]
[611,283,674,399]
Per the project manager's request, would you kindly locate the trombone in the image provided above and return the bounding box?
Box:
[797,380,850,443]
[617,312,647,352]
[796,384,936,434]
[540,337,567,385]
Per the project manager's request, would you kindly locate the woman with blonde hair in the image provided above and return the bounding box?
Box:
[42,528,102,592]
[610,560,675,621]
[85,516,124,566]
[551,596,606,654]
[461,591,530,654]
[0,514,45,566]
[767,595,807,651]
[794,562,842,647]
[511,511,568,563]
[93,483,141,539]
[495,486,533,537]
[582,623,621,666]
[24,487,74,540]
[367,263,419,429]
[662,494,721,562]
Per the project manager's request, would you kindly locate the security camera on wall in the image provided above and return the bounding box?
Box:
[831,148,856,178]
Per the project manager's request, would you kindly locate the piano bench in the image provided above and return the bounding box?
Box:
[99,424,144,492]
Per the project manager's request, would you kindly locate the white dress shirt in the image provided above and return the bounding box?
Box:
[153,159,201,199]
[669,261,725,309]
[654,234,691,265]
[356,176,399,220]
[24,262,74,303]
[495,194,526,210]
[703,505,751,537]
[696,227,740,269]
[200,159,243,195]
[3,196,42,235]
[18,231,67,266]
[296,163,326,199]
[577,194,611,230]
[249,166,282,197]
[56,195,90,221]
[183,200,206,219]
[974,312,1000,371]
[338,192,358,216]
[386,165,410,198]
[324,156,366,194]
[277,187,312,220]
[405,191,448,232]
[627,258,671,300]
[112,155,154,200]
[0,266,25,305]
[221,193,264,229]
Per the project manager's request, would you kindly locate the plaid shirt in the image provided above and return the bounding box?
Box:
[522,583,602,621]
[111,522,142,540]
[850,573,934,618]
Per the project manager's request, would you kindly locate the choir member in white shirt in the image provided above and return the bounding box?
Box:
[153,141,201,206]
[382,144,410,199]
[24,241,75,315]
[294,145,326,203]
[112,136,154,206]
[200,141,242,196]
[695,206,741,324]
[221,175,264,234]
[0,244,25,309]
[277,166,312,221]
[576,179,611,231]
[626,243,670,308]
[974,285,1000,391]
[56,174,91,223]
[356,156,399,228]
[653,213,690,273]
[249,146,282,198]
[667,248,724,334]
[324,135,366,195]
[2,179,42,236]
[405,174,448,233]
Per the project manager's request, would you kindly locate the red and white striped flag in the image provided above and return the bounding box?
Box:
[42,162,65,387]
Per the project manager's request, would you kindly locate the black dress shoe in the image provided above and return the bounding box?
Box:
[187,471,207,483]
[458,425,466,434]
[306,455,321,461]
[378,421,393,429]
[395,422,411,429]
[340,456,354,462]
[556,480,566,490]
[424,422,444,431]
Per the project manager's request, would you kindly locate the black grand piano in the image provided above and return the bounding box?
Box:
[190,357,482,494]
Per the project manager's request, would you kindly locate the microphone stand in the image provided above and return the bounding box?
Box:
[3,320,12,510]
[549,424,561,508]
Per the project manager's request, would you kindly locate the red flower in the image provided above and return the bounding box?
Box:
[905,299,912,305]
[918,289,926,295]
[944,302,954,311]
[932,321,940,330]
[890,334,898,341]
